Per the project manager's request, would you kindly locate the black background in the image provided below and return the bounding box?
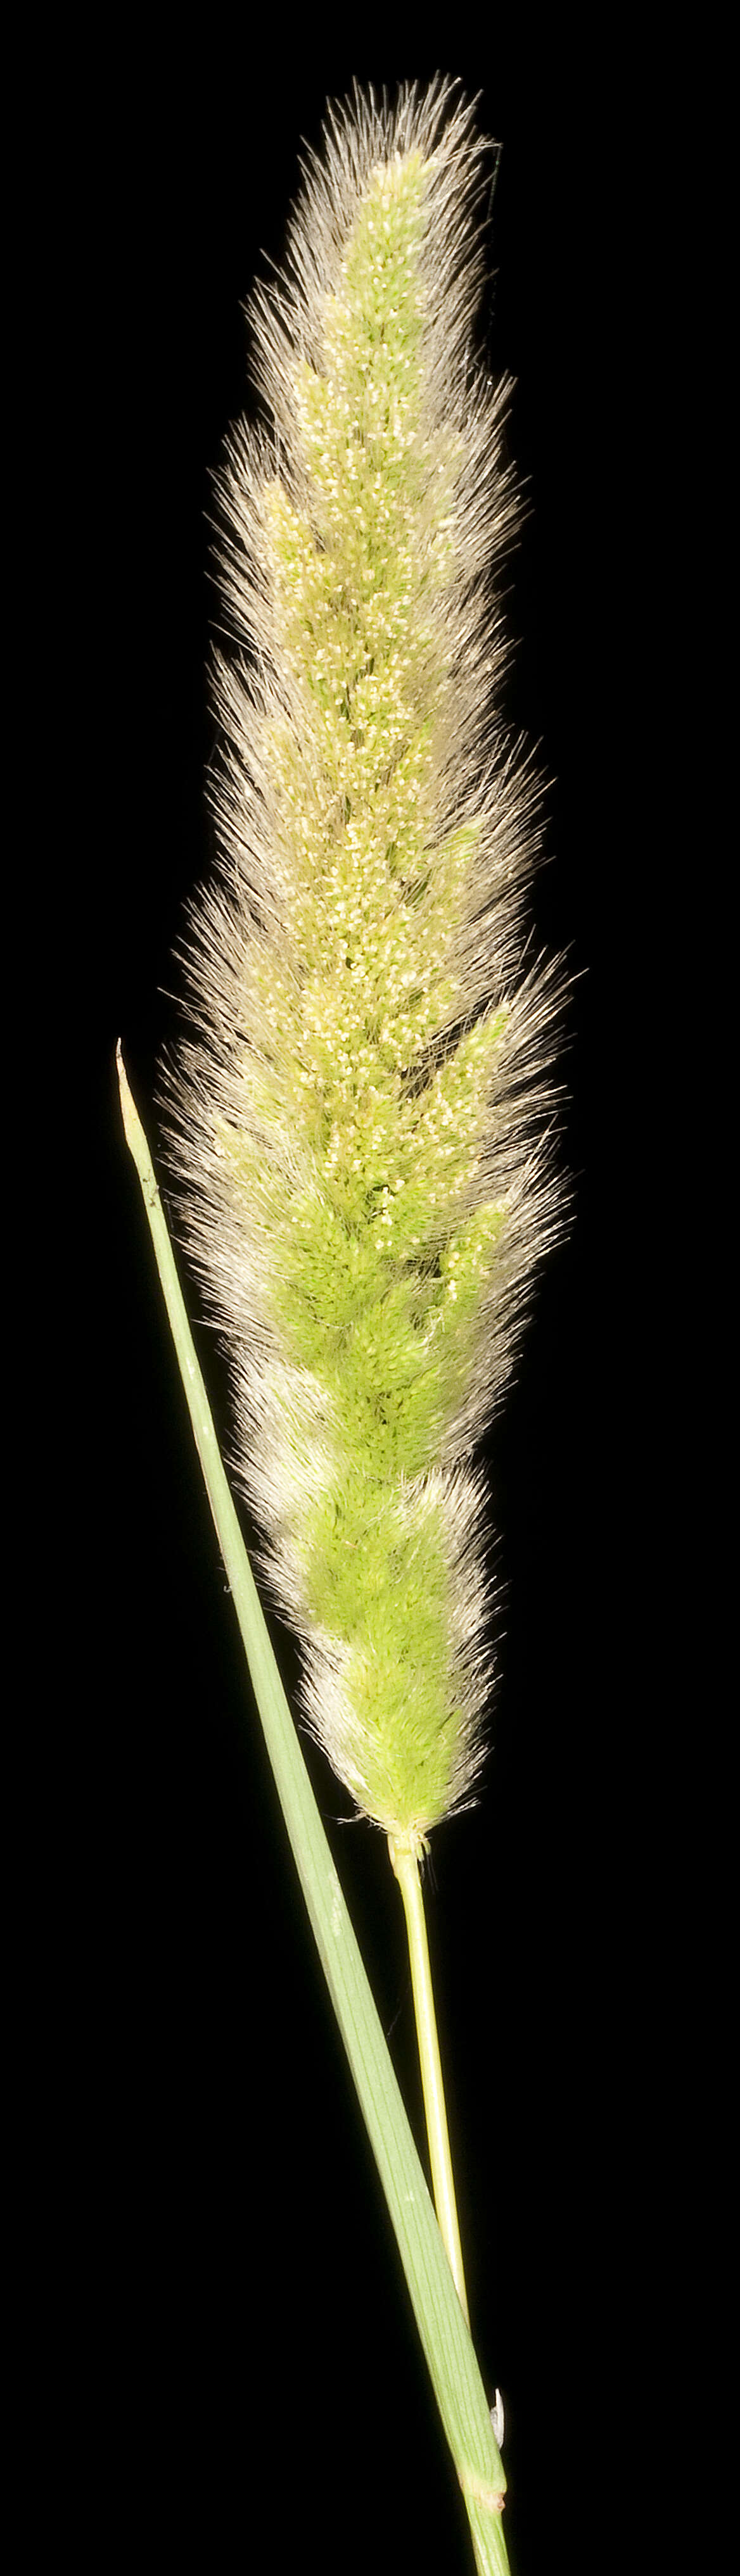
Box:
[58,21,671,2573]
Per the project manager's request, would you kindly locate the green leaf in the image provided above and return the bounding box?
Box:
[117,1044,510,2573]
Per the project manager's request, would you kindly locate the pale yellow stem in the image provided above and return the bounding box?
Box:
[389,1833,469,2325]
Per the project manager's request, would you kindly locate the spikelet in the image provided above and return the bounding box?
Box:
[163,78,565,1841]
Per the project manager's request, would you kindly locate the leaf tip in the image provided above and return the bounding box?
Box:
[116,1039,143,1160]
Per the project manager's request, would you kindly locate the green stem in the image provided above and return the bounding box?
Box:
[389,1833,469,2325]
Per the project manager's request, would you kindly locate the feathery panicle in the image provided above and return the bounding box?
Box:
[163,79,565,1841]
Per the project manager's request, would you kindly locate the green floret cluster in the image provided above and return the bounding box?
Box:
[219,152,508,1831]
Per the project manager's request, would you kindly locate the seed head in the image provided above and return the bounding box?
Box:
[163,79,566,1838]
